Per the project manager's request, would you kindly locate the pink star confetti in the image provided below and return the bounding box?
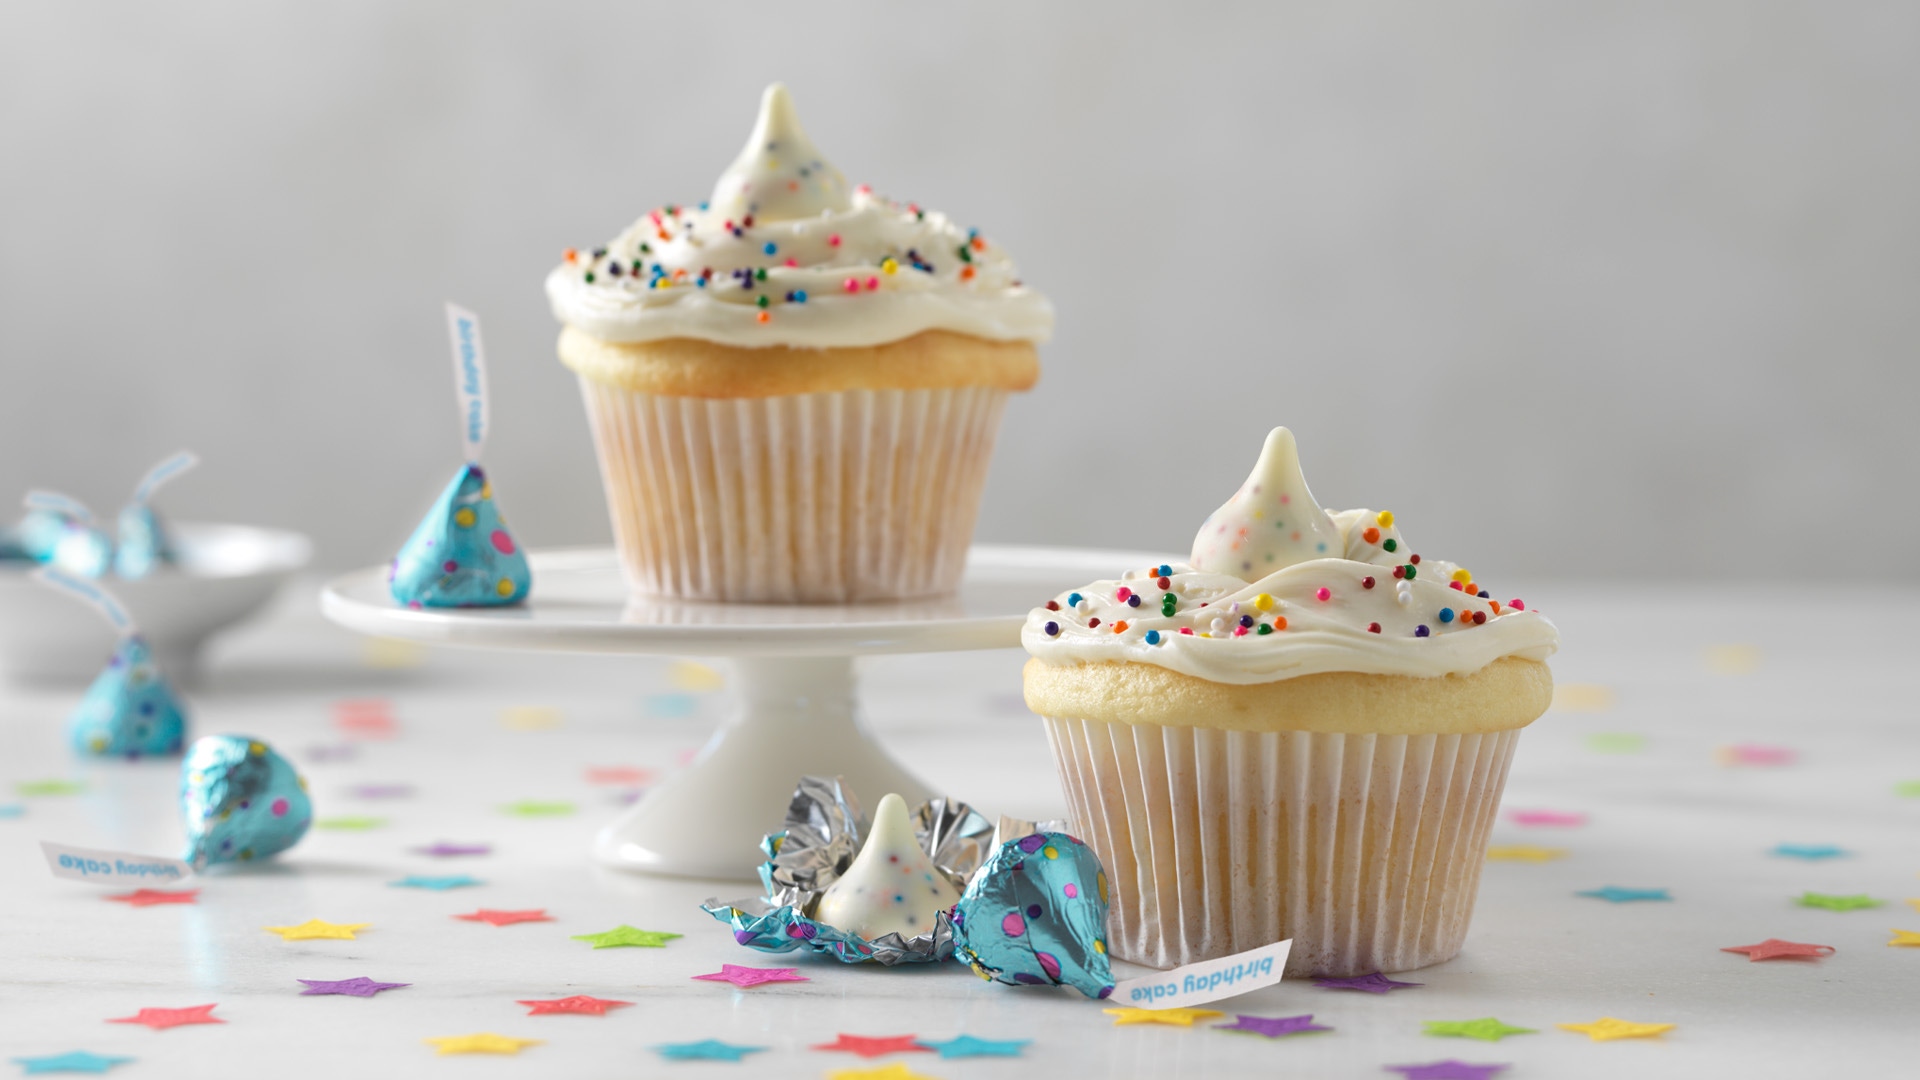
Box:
[692,964,811,989]
[1716,744,1797,767]
[1720,939,1835,962]
[334,700,397,738]
[455,908,553,927]
[584,766,654,785]
[517,995,633,1016]
[107,1004,223,1030]
[414,841,490,857]
[104,889,199,908]
[1505,809,1587,827]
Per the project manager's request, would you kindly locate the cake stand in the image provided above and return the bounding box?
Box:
[320,544,1156,881]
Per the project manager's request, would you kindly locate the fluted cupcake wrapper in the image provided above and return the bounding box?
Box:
[577,377,1008,603]
[1041,718,1520,978]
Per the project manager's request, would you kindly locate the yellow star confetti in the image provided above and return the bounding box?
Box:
[500,706,562,731]
[1486,845,1567,863]
[1906,899,1920,914]
[1703,644,1760,674]
[670,660,725,692]
[1888,929,1920,947]
[424,1033,542,1056]
[1558,1017,1675,1041]
[1103,1006,1226,1027]
[263,919,369,941]
[826,1063,943,1080]
[1551,683,1614,712]
[362,637,424,669]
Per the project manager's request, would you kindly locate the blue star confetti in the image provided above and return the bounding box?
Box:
[390,875,483,891]
[916,1035,1031,1059]
[652,1040,767,1063]
[1577,886,1672,903]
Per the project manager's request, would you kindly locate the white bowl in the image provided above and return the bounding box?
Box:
[0,522,312,686]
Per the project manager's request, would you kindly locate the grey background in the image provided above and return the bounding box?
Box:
[2,1,1914,580]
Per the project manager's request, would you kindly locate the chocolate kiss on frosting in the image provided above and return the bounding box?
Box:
[708,83,852,224]
[1190,426,1344,581]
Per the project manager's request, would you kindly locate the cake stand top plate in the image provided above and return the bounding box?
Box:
[320,544,1163,657]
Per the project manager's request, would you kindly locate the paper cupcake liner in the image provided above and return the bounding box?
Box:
[577,377,1009,603]
[1041,717,1520,977]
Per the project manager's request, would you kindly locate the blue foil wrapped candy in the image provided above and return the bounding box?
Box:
[114,451,197,580]
[180,735,313,869]
[69,635,187,758]
[389,464,530,608]
[952,831,1115,999]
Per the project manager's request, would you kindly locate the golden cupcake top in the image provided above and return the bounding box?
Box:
[546,84,1053,350]
[1023,427,1560,682]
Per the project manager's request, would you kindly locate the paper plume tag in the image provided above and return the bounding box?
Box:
[42,841,193,885]
[445,302,488,463]
[23,490,94,524]
[132,451,199,504]
[1110,938,1292,1010]
[32,567,133,633]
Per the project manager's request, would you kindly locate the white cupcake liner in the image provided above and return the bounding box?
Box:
[1041,717,1520,977]
[577,377,1009,603]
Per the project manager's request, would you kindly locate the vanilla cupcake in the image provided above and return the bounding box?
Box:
[1022,428,1558,977]
[547,84,1049,603]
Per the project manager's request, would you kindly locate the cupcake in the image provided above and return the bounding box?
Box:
[547,84,1050,603]
[1021,427,1559,977]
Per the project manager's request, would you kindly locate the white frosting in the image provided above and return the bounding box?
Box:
[546,84,1052,350]
[1023,427,1559,683]
[814,793,960,939]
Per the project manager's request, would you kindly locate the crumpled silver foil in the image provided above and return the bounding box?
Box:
[701,775,994,966]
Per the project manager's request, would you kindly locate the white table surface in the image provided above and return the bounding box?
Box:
[2,580,1915,1079]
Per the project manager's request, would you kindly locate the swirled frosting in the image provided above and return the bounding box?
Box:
[1022,428,1559,682]
[545,84,1053,350]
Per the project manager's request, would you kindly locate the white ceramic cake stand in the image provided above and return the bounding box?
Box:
[320,544,1156,881]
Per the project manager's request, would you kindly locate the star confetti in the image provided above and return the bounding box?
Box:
[1505,809,1585,827]
[1422,1018,1537,1042]
[1888,929,1920,947]
[390,875,482,891]
[915,1035,1029,1058]
[314,817,386,831]
[812,1034,933,1057]
[456,909,553,927]
[653,1040,768,1062]
[500,706,562,731]
[1386,1061,1510,1080]
[501,800,574,817]
[1896,780,1920,798]
[1585,733,1645,754]
[1550,683,1614,711]
[571,925,681,948]
[104,889,198,907]
[298,977,409,998]
[16,780,83,797]
[414,841,489,857]
[1102,1007,1226,1027]
[10,1052,134,1075]
[517,995,632,1016]
[1215,1014,1332,1038]
[1717,743,1796,767]
[827,1065,942,1080]
[264,919,369,941]
[1313,972,1424,994]
[585,766,654,785]
[303,744,358,763]
[423,1033,541,1056]
[1578,886,1672,903]
[1797,892,1882,911]
[1558,1017,1675,1041]
[1773,844,1847,860]
[1720,939,1834,962]
[670,660,725,691]
[1484,846,1566,863]
[692,964,810,988]
[107,1004,222,1031]
[0,803,27,818]
[335,699,398,734]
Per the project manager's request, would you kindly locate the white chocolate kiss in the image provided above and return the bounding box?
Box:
[814,793,961,940]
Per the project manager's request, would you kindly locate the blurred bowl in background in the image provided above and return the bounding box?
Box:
[0,522,312,686]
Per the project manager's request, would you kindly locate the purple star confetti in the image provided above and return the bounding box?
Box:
[1314,971,1424,994]
[1215,1014,1332,1038]
[1386,1061,1509,1080]
[350,783,414,799]
[413,842,490,858]
[297,977,410,998]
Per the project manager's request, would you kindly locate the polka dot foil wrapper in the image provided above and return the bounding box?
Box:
[952,832,1115,999]
[701,776,994,966]
[68,634,186,758]
[180,735,312,869]
[388,464,531,608]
